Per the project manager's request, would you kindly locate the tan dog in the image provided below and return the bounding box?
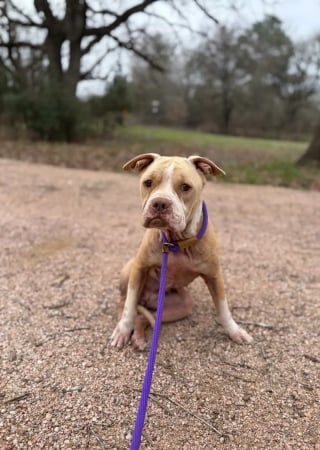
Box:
[111,153,252,350]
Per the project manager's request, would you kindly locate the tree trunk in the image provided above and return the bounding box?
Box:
[297,122,320,165]
[39,0,86,99]
[220,90,233,135]
[64,0,86,97]
[44,31,64,82]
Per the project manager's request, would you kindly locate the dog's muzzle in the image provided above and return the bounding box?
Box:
[143,196,185,231]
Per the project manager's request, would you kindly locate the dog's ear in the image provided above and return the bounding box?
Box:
[123,153,160,173]
[188,155,225,177]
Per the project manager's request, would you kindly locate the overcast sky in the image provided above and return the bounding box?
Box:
[234,0,320,39]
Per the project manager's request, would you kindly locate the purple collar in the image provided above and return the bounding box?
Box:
[161,201,208,253]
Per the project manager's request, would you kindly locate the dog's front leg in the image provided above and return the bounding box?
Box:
[110,263,146,349]
[203,272,253,344]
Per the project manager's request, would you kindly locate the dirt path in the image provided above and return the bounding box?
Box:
[0,159,319,450]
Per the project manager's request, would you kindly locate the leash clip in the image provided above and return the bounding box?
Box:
[162,242,175,253]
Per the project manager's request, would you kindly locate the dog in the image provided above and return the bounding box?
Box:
[111,153,252,350]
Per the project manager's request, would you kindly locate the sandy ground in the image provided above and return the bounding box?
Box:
[0,158,319,450]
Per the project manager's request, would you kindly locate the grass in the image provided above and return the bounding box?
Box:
[115,125,319,190]
[227,160,318,188]
[117,125,306,155]
[0,124,318,190]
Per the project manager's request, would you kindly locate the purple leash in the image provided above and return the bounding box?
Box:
[130,250,168,450]
[130,201,207,450]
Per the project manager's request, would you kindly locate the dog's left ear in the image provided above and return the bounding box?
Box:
[188,155,225,177]
[123,153,160,172]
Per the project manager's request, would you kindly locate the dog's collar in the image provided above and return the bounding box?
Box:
[161,201,208,253]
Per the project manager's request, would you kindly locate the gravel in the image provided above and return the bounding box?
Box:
[0,158,319,450]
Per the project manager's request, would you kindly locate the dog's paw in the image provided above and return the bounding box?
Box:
[131,332,147,352]
[229,326,253,344]
[110,321,132,349]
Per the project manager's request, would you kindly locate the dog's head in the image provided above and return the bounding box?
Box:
[123,153,225,233]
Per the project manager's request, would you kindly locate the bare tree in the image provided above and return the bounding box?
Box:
[0,0,218,97]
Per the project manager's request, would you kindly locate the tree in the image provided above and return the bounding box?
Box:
[101,74,132,126]
[0,1,218,99]
[130,33,187,126]
[185,25,243,133]
[0,0,219,140]
[0,61,8,108]
[235,16,292,133]
[298,122,320,165]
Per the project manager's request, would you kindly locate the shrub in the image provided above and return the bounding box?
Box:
[22,83,87,141]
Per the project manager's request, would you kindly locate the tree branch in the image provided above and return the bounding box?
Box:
[2,17,45,28]
[169,0,192,26]
[34,0,56,23]
[84,0,158,37]
[80,46,118,80]
[109,33,165,72]
[143,10,207,38]
[81,34,103,57]
[6,0,44,27]
[193,0,219,24]
[86,4,118,17]
[0,41,42,51]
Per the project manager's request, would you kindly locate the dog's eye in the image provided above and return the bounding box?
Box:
[143,179,153,188]
[181,183,192,192]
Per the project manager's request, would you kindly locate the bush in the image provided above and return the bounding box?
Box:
[3,82,87,142]
[24,83,87,141]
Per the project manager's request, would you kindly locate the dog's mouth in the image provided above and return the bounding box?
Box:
[143,203,186,232]
[143,216,168,229]
[143,213,186,233]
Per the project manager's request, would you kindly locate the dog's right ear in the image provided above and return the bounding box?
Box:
[123,153,160,172]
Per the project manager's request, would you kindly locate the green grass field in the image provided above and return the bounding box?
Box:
[115,125,319,189]
[118,125,306,154]
[0,124,318,189]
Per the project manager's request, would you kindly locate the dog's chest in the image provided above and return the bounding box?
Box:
[148,252,199,289]
[167,252,199,286]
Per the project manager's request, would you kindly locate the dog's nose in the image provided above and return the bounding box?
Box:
[151,198,171,212]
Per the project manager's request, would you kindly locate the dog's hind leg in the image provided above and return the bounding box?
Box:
[131,288,193,351]
[161,288,193,322]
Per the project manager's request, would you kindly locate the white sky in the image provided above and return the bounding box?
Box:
[234,0,320,40]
